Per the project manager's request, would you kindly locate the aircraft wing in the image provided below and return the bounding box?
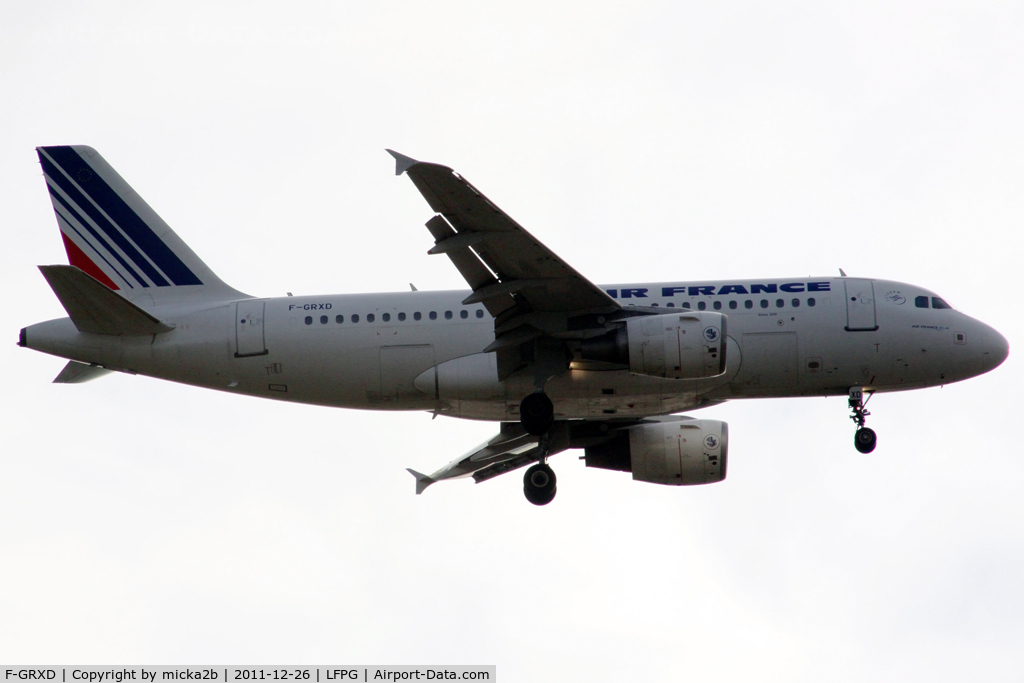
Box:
[388,151,621,371]
[407,422,568,494]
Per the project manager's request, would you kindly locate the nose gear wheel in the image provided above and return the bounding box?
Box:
[854,427,877,454]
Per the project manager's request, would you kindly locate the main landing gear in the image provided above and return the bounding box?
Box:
[520,391,557,505]
[849,387,877,454]
[520,392,555,436]
[524,462,557,506]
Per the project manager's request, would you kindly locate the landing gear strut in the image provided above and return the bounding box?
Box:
[520,392,554,436]
[524,462,557,505]
[849,387,877,454]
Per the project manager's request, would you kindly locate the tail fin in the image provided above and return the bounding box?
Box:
[36,145,245,304]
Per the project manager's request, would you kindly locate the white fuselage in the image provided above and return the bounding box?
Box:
[23,277,1008,421]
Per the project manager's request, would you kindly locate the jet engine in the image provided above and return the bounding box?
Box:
[581,312,727,379]
[584,417,728,486]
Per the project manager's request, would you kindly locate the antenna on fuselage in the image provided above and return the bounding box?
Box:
[409,283,418,291]
[839,268,847,277]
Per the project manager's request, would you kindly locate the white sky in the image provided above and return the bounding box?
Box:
[1,2,1021,680]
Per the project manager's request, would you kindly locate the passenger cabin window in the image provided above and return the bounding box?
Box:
[382,313,391,322]
[304,316,312,325]
[932,297,952,309]
[445,311,453,319]
[429,311,437,320]
[414,312,422,321]
[367,313,375,322]
[729,301,737,310]
[915,296,929,308]
[336,314,344,324]
[745,300,753,309]
[792,298,800,308]
[476,309,484,318]
[398,312,406,321]
[698,301,706,310]
[352,314,360,323]
[320,315,328,324]
[460,310,468,319]
[760,300,769,309]
[713,301,722,310]
[808,298,816,307]
[682,302,691,309]
[667,302,676,307]
[776,299,784,308]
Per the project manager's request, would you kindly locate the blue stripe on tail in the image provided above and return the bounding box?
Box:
[40,153,167,287]
[54,210,134,289]
[48,186,142,288]
[40,147,203,286]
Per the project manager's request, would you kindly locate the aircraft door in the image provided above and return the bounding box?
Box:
[235,300,268,357]
[844,280,878,331]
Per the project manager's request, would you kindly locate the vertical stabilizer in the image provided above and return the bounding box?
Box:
[36,145,246,304]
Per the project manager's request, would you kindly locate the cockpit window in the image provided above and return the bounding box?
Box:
[915,296,929,308]
[932,297,952,310]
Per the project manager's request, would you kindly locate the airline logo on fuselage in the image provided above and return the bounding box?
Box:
[605,282,832,299]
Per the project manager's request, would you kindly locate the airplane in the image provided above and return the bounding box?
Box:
[19,145,1009,505]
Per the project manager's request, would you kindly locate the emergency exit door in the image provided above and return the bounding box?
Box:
[235,300,268,357]
[844,280,878,331]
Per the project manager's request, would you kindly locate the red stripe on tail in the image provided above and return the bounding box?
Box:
[60,232,119,290]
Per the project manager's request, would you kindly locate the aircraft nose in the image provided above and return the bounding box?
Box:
[980,323,1009,373]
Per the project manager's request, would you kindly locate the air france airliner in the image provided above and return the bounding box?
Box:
[19,146,1009,505]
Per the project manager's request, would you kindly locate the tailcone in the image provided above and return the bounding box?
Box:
[19,317,106,365]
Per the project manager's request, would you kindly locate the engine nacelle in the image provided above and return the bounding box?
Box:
[581,311,727,379]
[584,418,728,486]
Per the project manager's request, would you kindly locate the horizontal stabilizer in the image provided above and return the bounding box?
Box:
[53,360,113,383]
[39,265,174,335]
[406,468,435,495]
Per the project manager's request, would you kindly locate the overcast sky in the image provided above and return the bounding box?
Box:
[2,2,1022,680]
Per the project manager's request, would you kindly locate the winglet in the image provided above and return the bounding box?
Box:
[406,468,435,495]
[386,149,419,176]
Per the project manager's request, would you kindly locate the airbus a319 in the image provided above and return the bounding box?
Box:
[19,146,1009,505]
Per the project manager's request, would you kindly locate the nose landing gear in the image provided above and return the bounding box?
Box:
[849,387,877,453]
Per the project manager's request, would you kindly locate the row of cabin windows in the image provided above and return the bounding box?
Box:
[303,297,823,325]
[305,308,487,326]
[915,296,952,309]
[653,298,817,311]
